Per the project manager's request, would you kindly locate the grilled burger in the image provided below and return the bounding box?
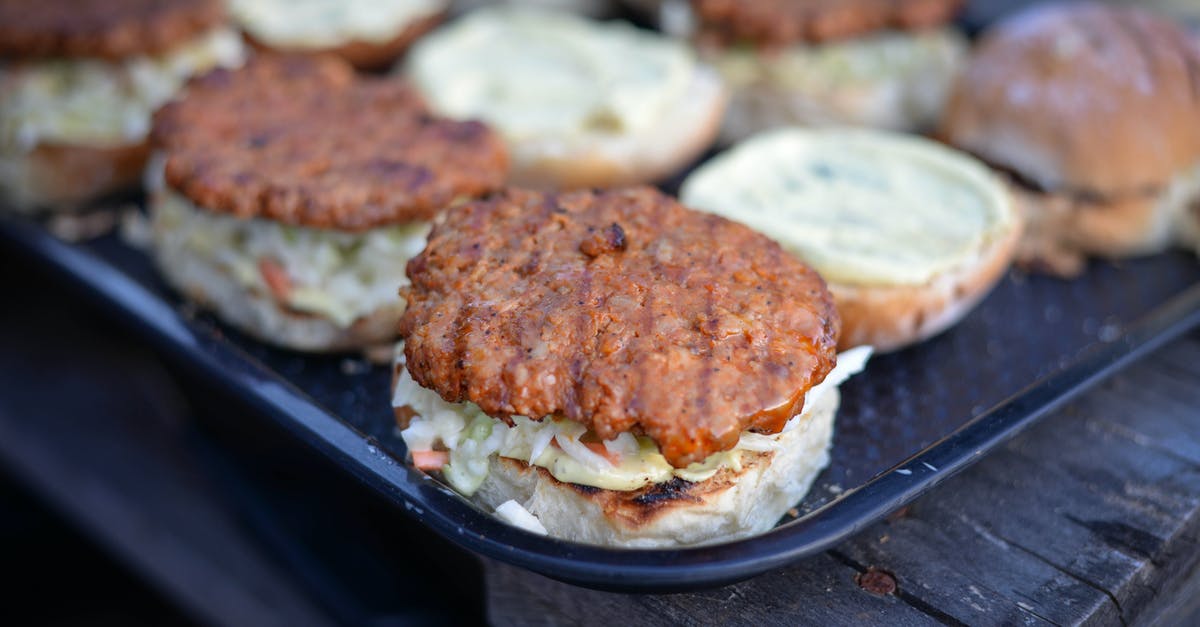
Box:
[148,55,508,353]
[0,0,244,211]
[392,186,869,546]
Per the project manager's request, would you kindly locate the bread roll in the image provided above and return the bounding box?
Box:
[405,7,727,189]
[681,127,1020,352]
[940,2,1200,274]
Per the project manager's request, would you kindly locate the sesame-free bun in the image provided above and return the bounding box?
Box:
[682,128,1021,353]
[940,2,1200,275]
[941,2,1200,197]
[507,66,726,190]
[471,386,838,548]
[238,7,447,71]
[405,7,727,190]
[0,141,149,213]
[830,223,1020,352]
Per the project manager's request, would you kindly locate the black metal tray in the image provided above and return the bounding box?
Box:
[5,0,1200,593]
[4,210,1199,592]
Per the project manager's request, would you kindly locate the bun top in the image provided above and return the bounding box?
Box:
[680,127,1015,288]
[940,2,1200,196]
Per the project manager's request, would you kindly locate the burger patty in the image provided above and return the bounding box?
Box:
[0,0,225,60]
[693,0,963,48]
[399,187,839,468]
[152,55,509,231]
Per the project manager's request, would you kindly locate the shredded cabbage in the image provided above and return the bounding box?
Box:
[153,187,429,328]
[1,28,245,151]
[393,345,873,494]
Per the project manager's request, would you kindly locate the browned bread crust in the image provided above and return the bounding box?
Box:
[507,69,726,191]
[243,10,446,72]
[1006,181,1177,278]
[2,141,149,212]
[831,213,1021,351]
[152,55,508,231]
[0,0,225,60]
[693,0,962,48]
[940,2,1200,197]
[399,187,839,468]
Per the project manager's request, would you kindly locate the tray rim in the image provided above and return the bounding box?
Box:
[5,215,1199,592]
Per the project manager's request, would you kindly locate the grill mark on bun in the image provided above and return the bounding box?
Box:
[632,477,702,506]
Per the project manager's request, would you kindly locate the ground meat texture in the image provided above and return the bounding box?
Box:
[693,0,963,48]
[152,55,509,231]
[0,0,225,60]
[399,187,840,468]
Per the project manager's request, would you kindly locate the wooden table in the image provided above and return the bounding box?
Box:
[1,254,1198,625]
[485,333,1200,626]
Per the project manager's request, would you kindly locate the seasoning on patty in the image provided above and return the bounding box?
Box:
[0,0,245,212]
[399,187,839,468]
[149,55,508,352]
[0,0,226,59]
[693,0,962,48]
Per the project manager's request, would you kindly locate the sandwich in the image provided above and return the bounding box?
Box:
[392,186,869,547]
[0,0,244,212]
[683,0,968,143]
[681,128,1020,352]
[403,7,727,190]
[227,0,449,71]
[148,55,508,353]
[939,2,1200,277]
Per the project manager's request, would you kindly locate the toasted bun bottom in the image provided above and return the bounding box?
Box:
[470,388,838,548]
[1008,183,1184,278]
[0,141,148,212]
[151,221,403,353]
[509,66,726,190]
[832,217,1022,352]
[244,10,446,72]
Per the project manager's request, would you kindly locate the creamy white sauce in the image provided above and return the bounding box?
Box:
[681,128,1014,286]
[394,344,871,495]
[406,7,697,143]
[229,0,446,48]
[0,28,244,151]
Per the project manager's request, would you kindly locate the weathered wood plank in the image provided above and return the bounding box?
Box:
[836,512,1087,625]
[486,335,1200,626]
[485,554,942,627]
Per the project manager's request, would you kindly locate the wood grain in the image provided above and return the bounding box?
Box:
[486,333,1200,626]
